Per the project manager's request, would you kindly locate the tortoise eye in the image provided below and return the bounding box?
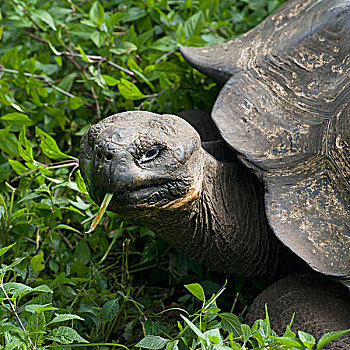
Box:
[139,145,162,164]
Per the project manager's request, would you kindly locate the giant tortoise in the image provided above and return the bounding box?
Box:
[80,0,350,345]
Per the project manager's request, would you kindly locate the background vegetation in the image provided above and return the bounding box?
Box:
[0,0,347,349]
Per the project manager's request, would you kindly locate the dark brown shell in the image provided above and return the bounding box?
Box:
[181,0,350,279]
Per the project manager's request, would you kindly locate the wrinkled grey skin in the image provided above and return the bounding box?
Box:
[80,111,296,279]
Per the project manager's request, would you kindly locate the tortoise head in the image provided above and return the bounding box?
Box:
[79,111,203,211]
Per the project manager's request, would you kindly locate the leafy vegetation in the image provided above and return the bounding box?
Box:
[0,0,348,349]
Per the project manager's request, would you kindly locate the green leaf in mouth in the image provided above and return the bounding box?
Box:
[87,193,113,233]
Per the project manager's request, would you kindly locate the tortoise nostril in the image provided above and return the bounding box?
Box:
[105,153,113,161]
[96,152,102,160]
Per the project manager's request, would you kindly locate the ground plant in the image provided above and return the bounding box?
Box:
[0,0,348,349]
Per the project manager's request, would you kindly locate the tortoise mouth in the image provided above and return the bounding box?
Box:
[93,179,191,209]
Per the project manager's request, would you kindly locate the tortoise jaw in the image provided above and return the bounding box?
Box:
[89,175,193,209]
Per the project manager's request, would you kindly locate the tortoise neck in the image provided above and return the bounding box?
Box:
[134,150,297,279]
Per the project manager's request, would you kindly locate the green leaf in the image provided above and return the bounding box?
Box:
[101,299,120,322]
[241,324,252,344]
[219,313,241,337]
[18,126,34,163]
[110,42,137,55]
[87,192,113,233]
[47,314,84,326]
[90,1,105,25]
[298,330,315,349]
[35,9,56,30]
[31,252,45,273]
[184,11,205,38]
[118,78,146,100]
[1,112,31,131]
[0,243,15,258]
[151,37,178,52]
[102,75,119,86]
[90,31,107,48]
[316,329,350,350]
[184,283,205,301]
[165,340,179,350]
[0,257,25,276]
[25,304,58,314]
[55,224,82,235]
[271,336,305,350]
[77,44,94,63]
[47,326,89,344]
[180,315,206,344]
[3,282,32,298]
[0,127,18,155]
[0,112,30,123]
[136,335,170,349]
[68,96,86,110]
[35,127,72,160]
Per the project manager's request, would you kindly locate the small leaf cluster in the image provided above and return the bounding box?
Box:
[0,244,88,349]
[136,283,350,350]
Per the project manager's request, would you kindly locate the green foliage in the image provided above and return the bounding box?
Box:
[1,0,348,349]
[0,245,88,349]
[137,286,350,350]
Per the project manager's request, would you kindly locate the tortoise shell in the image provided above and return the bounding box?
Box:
[180,0,350,280]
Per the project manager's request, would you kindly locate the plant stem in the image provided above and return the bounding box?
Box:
[0,276,35,350]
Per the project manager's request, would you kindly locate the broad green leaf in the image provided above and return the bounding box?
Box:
[271,336,305,349]
[1,113,31,132]
[298,330,315,349]
[75,170,87,193]
[31,252,45,273]
[35,9,56,30]
[316,329,350,350]
[68,96,86,110]
[118,78,146,100]
[136,335,170,349]
[219,313,241,337]
[3,282,32,298]
[110,42,137,55]
[1,112,30,123]
[0,243,15,258]
[47,314,84,326]
[87,192,113,233]
[90,1,105,25]
[184,11,204,38]
[184,283,205,301]
[205,329,222,344]
[8,160,28,176]
[101,299,120,322]
[102,74,119,86]
[47,326,89,344]
[0,127,18,155]
[151,37,178,52]
[35,127,72,160]
[283,325,296,338]
[90,31,107,48]
[165,340,179,350]
[18,126,34,163]
[241,324,252,344]
[25,304,58,314]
